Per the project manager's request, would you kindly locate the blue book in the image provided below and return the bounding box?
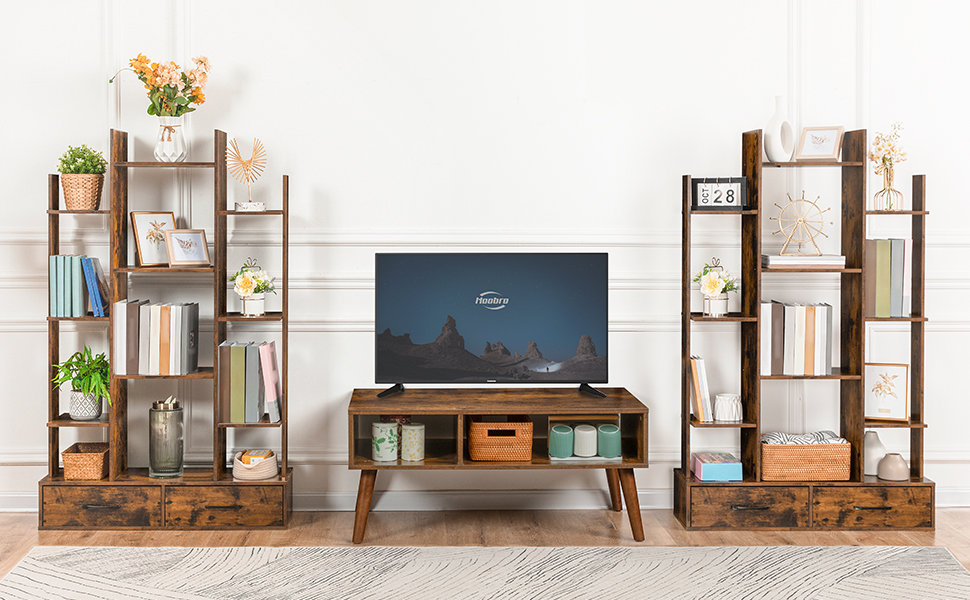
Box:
[49,256,57,316]
[55,255,66,318]
[81,257,105,317]
[691,452,742,482]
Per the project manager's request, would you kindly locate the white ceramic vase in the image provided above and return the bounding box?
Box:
[877,452,910,481]
[764,95,795,162]
[704,293,729,318]
[69,390,102,421]
[154,116,186,162]
[714,394,743,422]
[241,292,265,316]
[864,430,887,476]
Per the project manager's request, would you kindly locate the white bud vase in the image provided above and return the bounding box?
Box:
[154,116,186,162]
[863,430,887,476]
[765,95,795,162]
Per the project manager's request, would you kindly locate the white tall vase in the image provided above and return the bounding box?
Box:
[764,95,795,162]
[864,430,887,476]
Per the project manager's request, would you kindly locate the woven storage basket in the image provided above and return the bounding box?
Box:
[61,442,109,480]
[232,451,280,481]
[468,417,533,462]
[61,174,104,210]
[761,443,850,481]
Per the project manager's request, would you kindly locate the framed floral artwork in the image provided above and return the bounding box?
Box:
[164,229,210,267]
[864,363,909,421]
[131,211,176,266]
[795,126,845,161]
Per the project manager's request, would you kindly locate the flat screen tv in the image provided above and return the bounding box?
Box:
[375,253,608,384]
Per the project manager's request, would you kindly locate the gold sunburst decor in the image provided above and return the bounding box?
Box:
[226,138,267,204]
[770,191,832,255]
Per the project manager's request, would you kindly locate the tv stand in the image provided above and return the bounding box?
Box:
[376,383,404,398]
[579,382,606,397]
[348,387,649,543]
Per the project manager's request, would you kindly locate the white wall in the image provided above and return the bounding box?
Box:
[1,0,967,512]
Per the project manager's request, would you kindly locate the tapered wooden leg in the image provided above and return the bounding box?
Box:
[618,468,644,541]
[606,469,622,511]
[352,470,377,544]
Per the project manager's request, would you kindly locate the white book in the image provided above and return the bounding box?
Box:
[170,304,182,377]
[760,301,772,376]
[822,303,833,375]
[138,302,153,374]
[902,238,913,316]
[793,304,806,376]
[113,300,129,376]
[814,303,826,376]
[148,303,162,376]
[783,303,796,375]
[695,356,713,421]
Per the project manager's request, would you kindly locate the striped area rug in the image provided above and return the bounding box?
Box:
[2,545,969,599]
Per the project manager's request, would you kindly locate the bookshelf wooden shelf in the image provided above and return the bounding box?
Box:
[40,129,292,530]
[674,129,933,531]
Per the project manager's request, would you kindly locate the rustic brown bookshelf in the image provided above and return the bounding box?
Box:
[40,129,292,529]
[674,129,933,530]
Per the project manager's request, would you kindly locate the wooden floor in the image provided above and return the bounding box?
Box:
[3,508,970,578]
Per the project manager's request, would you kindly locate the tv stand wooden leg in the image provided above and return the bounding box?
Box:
[618,468,644,541]
[352,470,377,544]
[606,469,622,511]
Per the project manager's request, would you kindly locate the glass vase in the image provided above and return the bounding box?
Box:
[873,166,903,211]
[149,399,184,478]
[154,116,186,162]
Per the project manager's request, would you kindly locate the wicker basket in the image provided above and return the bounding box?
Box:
[468,417,533,462]
[761,443,850,481]
[61,173,104,210]
[61,442,109,480]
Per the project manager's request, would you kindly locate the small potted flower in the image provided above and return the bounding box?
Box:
[57,144,108,210]
[52,345,111,421]
[693,258,739,317]
[230,258,276,316]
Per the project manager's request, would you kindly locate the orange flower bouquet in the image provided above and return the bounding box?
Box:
[110,54,211,117]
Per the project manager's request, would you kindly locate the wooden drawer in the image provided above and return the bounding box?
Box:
[165,485,285,528]
[690,486,810,528]
[813,486,933,528]
[41,485,162,528]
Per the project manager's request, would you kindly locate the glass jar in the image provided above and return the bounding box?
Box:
[149,399,184,477]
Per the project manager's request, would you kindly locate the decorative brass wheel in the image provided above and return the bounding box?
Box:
[770,191,832,255]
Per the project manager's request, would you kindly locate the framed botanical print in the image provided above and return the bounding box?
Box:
[131,211,176,266]
[164,229,211,267]
[795,126,845,161]
[864,363,910,421]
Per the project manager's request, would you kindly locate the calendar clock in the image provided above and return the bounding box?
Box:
[691,177,748,211]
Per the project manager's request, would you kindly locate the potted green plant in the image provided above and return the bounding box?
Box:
[57,144,107,210]
[52,345,111,421]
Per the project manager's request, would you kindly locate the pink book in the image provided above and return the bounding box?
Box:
[258,341,282,422]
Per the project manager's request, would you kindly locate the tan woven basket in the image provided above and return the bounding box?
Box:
[61,442,109,480]
[761,443,850,481]
[61,173,104,210]
[468,417,533,462]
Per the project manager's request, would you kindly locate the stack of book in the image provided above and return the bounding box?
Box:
[691,452,742,481]
[760,300,833,376]
[49,255,109,317]
[218,341,282,424]
[865,239,912,318]
[762,254,846,269]
[688,355,713,422]
[111,300,199,375]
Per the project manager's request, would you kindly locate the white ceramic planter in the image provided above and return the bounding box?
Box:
[69,390,102,421]
[704,293,729,318]
[241,293,265,316]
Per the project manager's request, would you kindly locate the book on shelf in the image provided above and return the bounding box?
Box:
[767,300,832,376]
[691,452,742,482]
[230,342,248,423]
[112,300,199,375]
[158,304,171,375]
[70,256,85,317]
[688,355,712,422]
[865,238,912,318]
[218,341,234,423]
[80,257,106,317]
[180,303,199,375]
[259,341,282,423]
[762,254,846,268]
[138,302,152,374]
[244,342,265,423]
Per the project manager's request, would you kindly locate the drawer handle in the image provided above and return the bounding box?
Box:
[83,504,121,510]
[854,505,892,511]
[205,504,243,510]
[731,505,769,511]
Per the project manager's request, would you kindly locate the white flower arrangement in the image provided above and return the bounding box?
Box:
[229,258,276,298]
[693,258,739,298]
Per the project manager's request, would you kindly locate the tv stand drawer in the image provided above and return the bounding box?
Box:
[690,486,810,528]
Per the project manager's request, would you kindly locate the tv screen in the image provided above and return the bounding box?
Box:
[375,253,608,384]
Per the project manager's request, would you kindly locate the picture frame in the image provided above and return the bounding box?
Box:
[130,211,176,266]
[164,229,211,267]
[691,177,748,212]
[795,126,845,161]
[864,363,910,421]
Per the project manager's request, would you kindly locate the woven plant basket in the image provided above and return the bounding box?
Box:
[61,173,104,210]
[61,442,109,480]
[468,417,533,462]
[761,443,850,481]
